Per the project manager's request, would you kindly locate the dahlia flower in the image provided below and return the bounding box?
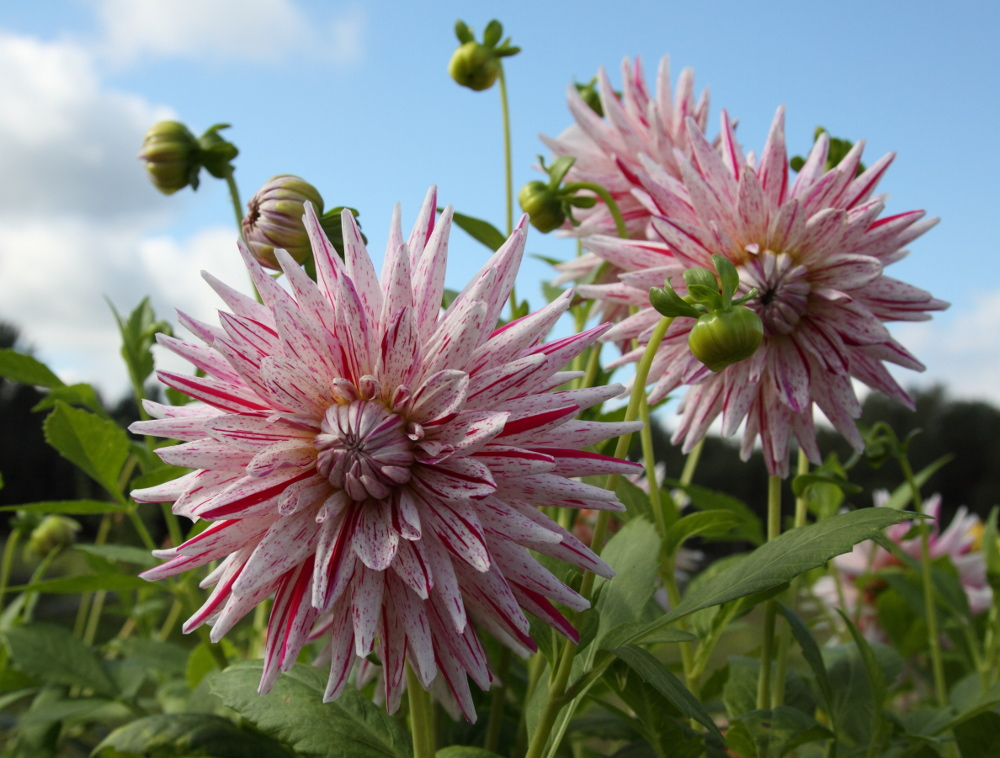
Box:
[813,494,991,642]
[579,107,947,476]
[130,188,640,720]
[543,56,709,327]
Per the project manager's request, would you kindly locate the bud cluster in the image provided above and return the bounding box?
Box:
[649,255,763,372]
[518,156,597,233]
[138,121,239,195]
[448,19,520,91]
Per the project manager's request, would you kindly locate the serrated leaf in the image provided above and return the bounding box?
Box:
[0,349,64,388]
[594,517,661,646]
[43,402,130,499]
[210,661,412,758]
[666,481,763,545]
[0,499,126,514]
[665,510,743,556]
[614,477,653,521]
[448,210,507,252]
[75,543,158,567]
[31,383,105,415]
[10,573,154,594]
[726,707,832,758]
[822,641,902,746]
[609,644,722,740]
[97,713,295,758]
[614,507,912,643]
[3,622,116,696]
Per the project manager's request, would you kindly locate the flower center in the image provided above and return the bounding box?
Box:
[315,400,415,502]
[737,251,810,335]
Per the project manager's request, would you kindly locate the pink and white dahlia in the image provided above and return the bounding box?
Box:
[813,494,991,642]
[130,189,640,719]
[544,57,710,325]
[579,108,947,476]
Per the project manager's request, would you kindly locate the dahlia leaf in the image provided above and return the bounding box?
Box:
[666,480,763,546]
[609,643,722,740]
[726,707,832,758]
[30,382,105,416]
[593,517,661,646]
[0,348,64,388]
[954,712,1000,758]
[664,510,744,557]
[45,405,130,501]
[96,713,295,758]
[211,660,412,758]
[2,622,116,696]
[0,499,126,514]
[8,573,154,594]
[777,604,834,718]
[448,210,507,252]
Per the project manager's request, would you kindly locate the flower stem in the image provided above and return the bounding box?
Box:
[757,474,782,710]
[223,166,244,239]
[772,449,809,706]
[900,456,948,706]
[563,182,628,239]
[680,437,704,486]
[0,529,21,614]
[523,317,672,758]
[496,64,518,318]
[484,647,511,753]
[407,663,435,758]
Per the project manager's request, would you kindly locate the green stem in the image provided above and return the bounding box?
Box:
[75,512,112,638]
[757,474,782,710]
[577,343,602,393]
[523,317,673,758]
[407,663,435,758]
[223,167,244,238]
[0,529,21,613]
[497,64,518,318]
[563,182,628,239]
[484,647,511,754]
[900,456,948,706]
[772,449,809,707]
[680,437,704,487]
[638,394,665,537]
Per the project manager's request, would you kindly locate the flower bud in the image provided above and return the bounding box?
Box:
[138,121,200,194]
[518,181,566,233]
[687,306,763,372]
[242,175,324,269]
[27,515,80,559]
[448,41,501,91]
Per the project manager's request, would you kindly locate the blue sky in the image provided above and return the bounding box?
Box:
[0,0,997,407]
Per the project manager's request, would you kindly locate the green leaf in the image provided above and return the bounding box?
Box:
[527,612,558,668]
[31,383,105,416]
[649,285,701,319]
[437,749,504,758]
[96,713,296,758]
[838,611,889,751]
[74,543,158,567]
[791,471,862,498]
[10,573,154,594]
[110,297,171,392]
[777,604,834,716]
[619,507,912,643]
[593,517,662,645]
[0,349,64,388]
[17,696,120,726]
[822,641,902,746]
[664,510,743,556]
[600,622,695,651]
[666,480,763,545]
[954,712,1000,758]
[132,464,189,492]
[2,622,116,696]
[0,499,126,514]
[448,210,507,252]
[43,401,130,499]
[984,506,1000,590]
[712,254,740,304]
[725,707,832,758]
[614,476,653,521]
[609,644,722,740]
[210,661,412,758]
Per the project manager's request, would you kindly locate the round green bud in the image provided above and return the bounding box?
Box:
[242,175,324,269]
[138,121,200,194]
[518,181,566,234]
[27,515,80,558]
[687,306,763,372]
[448,41,501,91]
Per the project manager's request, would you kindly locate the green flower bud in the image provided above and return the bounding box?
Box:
[242,175,324,269]
[138,121,200,194]
[27,515,80,558]
[518,181,565,233]
[688,306,763,372]
[449,41,501,91]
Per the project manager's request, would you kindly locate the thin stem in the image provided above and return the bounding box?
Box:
[0,529,21,613]
[484,647,511,754]
[680,438,704,487]
[773,449,809,707]
[576,343,603,393]
[406,663,435,758]
[497,64,518,318]
[523,317,673,758]
[900,456,948,706]
[223,167,245,238]
[757,474,782,710]
[638,394,665,538]
[75,512,112,638]
[563,182,628,239]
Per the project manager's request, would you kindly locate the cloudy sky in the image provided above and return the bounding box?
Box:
[0,0,998,409]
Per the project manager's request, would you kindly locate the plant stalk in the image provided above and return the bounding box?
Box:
[757,474,783,710]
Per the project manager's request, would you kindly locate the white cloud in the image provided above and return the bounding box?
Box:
[0,31,173,221]
[91,0,365,67]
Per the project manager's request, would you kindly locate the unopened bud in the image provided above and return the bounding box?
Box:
[518,181,566,233]
[242,175,324,269]
[138,121,200,194]
[687,306,763,372]
[449,41,501,91]
[27,515,80,558]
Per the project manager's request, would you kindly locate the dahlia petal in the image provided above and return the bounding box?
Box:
[342,209,383,329]
[232,509,319,597]
[246,440,317,478]
[313,510,359,612]
[156,439,251,471]
[353,498,399,571]
[757,106,788,209]
[202,270,272,325]
[275,249,340,337]
[260,562,319,693]
[412,206,453,345]
[157,371,269,413]
[322,609,357,702]
[198,468,314,519]
[390,538,432,599]
[390,575,436,685]
[351,566,386,656]
[157,334,242,384]
[203,413,316,451]
[475,495,562,545]
[406,186,437,263]
[377,306,420,391]
[472,446,555,477]
[499,473,624,508]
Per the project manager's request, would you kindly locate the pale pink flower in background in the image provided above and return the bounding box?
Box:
[130,188,641,720]
[579,107,947,476]
[544,56,709,327]
[813,494,991,642]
